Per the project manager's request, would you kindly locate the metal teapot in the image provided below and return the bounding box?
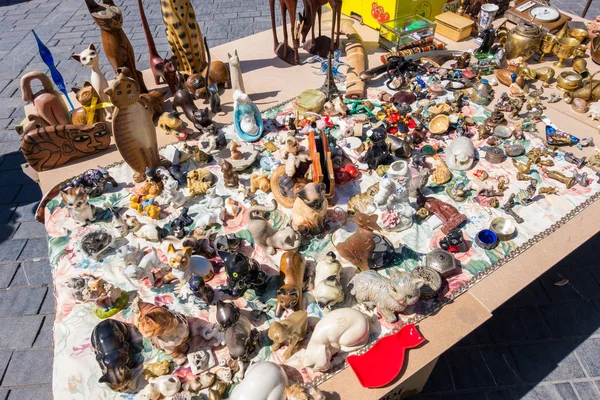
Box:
[504,22,543,61]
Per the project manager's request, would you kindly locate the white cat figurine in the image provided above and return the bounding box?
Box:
[60,186,96,225]
[71,44,111,119]
[228,49,245,93]
[123,248,165,285]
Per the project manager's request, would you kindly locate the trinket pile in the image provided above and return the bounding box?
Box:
[24,1,600,398]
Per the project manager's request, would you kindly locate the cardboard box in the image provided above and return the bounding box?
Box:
[341,0,452,30]
[435,11,474,41]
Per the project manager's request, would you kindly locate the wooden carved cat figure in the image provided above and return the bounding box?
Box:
[71,44,113,119]
[105,69,160,182]
[136,301,190,361]
[20,71,70,126]
[160,0,207,75]
[71,82,106,125]
[85,0,148,93]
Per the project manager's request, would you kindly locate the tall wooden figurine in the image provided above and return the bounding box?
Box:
[85,0,148,93]
[160,0,207,75]
[105,69,160,182]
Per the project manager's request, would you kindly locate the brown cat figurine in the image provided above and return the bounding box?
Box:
[71,82,106,125]
[85,0,148,93]
[138,91,165,119]
[105,69,160,182]
[20,71,70,126]
[275,251,306,317]
[221,160,239,188]
[136,301,190,361]
[21,123,110,172]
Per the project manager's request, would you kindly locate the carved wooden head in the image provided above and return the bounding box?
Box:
[86,0,123,30]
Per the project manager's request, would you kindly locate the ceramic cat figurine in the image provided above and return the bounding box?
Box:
[247,200,301,255]
[84,0,148,93]
[228,50,245,93]
[20,71,70,126]
[60,186,96,224]
[105,69,160,182]
[71,82,106,125]
[136,301,190,361]
[71,44,112,119]
[349,269,424,323]
[159,0,207,74]
[91,319,136,392]
[166,244,214,282]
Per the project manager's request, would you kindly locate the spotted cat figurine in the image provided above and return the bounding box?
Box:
[91,319,136,392]
[159,0,207,74]
[60,186,96,225]
[21,122,110,172]
[84,0,147,93]
[105,69,160,182]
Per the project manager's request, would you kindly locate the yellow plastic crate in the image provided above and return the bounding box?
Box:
[341,0,455,30]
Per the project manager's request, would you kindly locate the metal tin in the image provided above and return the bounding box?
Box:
[425,248,458,277]
[485,147,507,164]
[489,217,517,241]
[475,229,499,250]
[411,266,442,299]
[504,143,525,157]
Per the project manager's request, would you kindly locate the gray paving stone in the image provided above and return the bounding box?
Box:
[0,170,30,187]
[17,238,48,260]
[10,260,52,287]
[0,223,17,239]
[509,340,586,383]
[445,348,496,390]
[0,153,25,171]
[7,385,52,400]
[10,202,39,223]
[573,381,600,400]
[0,316,44,350]
[0,287,46,317]
[534,383,577,400]
[0,142,20,156]
[540,300,600,338]
[2,349,52,386]
[0,206,15,224]
[0,351,11,383]
[575,338,600,377]
[12,221,46,239]
[0,239,26,262]
[33,316,52,348]
[488,307,553,344]
[0,185,20,204]
[420,355,454,394]
[479,346,522,386]
[12,184,42,204]
[39,286,54,315]
[0,262,18,289]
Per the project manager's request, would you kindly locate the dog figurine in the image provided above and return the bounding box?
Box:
[275,251,306,317]
[248,200,301,255]
[267,310,308,360]
[291,183,328,236]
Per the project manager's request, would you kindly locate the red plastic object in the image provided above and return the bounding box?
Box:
[334,164,359,184]
[347,324,425,388]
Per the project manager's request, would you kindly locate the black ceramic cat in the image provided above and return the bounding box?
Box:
[91,319,136,392]
[215,300,258,361]
[173,73,214,132]
[217,251,266,297]
[189,275,214,305]
[362,127,390,170]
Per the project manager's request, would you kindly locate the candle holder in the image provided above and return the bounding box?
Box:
[553,37,580,68]
[538,34,557,62]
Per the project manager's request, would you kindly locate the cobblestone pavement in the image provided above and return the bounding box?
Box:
[0,0,599,398]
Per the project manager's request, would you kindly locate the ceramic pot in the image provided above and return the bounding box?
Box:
[591,35,600,65]
[588,16,600,42]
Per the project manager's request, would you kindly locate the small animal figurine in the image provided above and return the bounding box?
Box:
[539,186,559,195]
[228,49,245,93]
[71,82,106,125]
[431,160,453,185]
[439,229,464,253]
[167,244,214,282]
[373,177,397,210]
[347,183,378,215]
[140,167,164,197]
[183,143,213,166]
[137,0,178,92]
[143,375,182,398]
[71,43,112,119]
[120,215,166,241]
[275,251,306,317]
[203,37,224,114]
[91,319,136,392]
[20,71,70,126]
[63,167,117,198]
[183,372,229,399]
[286,385,326,400]
[446,136,476,171]
[218,251,267,296]
[162,174,186,208]
[229,361,288,400]
[230,140,243,160]
[349,269,424,323]
[187,349,217,375]
[136,301,190,360]
[22,123,111,172]
[233,90,263,142]
[173,73,214,132]
[313,252,344,311]
[221,160,240,188]
[361,128,390,170]
[142,360,171,380]
[250,173,271,193]
[417,193,468,234]
[303,308,370,372]
[185,73,206,99]
[216,300,259,361]
[138,90,165,119]
[268,310,308,359]
[122,247,165,285]
[84,0,148,93]
[158,112,189,141]
[248,200,301,255]
[187,169,216,196]
[189,275,214,304]
[61,186,96,224]
[105,69,160,182]
[291,182,328,235]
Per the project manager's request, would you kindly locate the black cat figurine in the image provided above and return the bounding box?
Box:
[215,300,258,361]
[91,319,136,392]
[172,72,215,132]
[361,127,390,170]
[190,274,214,305]
[217,251,266,297]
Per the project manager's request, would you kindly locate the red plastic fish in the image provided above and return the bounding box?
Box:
[347,324,425,388]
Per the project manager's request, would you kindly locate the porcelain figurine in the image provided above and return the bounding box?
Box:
[417,193,468,234]
[129,194,159,219]
[183,372,228,399]
[233,90,263,142]
[187,349,217,375]
[136,301,190,360]
[275,251,306,317]
[230,361,288,400]
[122,247,164,285]
[446,182,467,202]
[79,228,114,260]
[431,159,453,185]
[291,182,328,236]
[167,244,214,282]
[142,360,171,380]
[313,252,344,311]
[248,201,301,255]
[439,229,464,253]
[69,274,128,318]
[216,301,258,361]
[61,186,96,225]
[303,308,370,372]
[145,375,181,398]
[162,173,186,208]
[120,215,166,241]
[91,319,136,392]
[189,274,214,304]
[20,71,70,126]
[173,74,214,133]
[187,169,216,196]
[350,269,424,323]
[72,44,112,119]
[85,0,147,92]
[347,183,378,215]
[228,50,245,93]
[360,127,390,170]
[158,112,189,141]
[250,173,271,193]
[408,169,431,198]
[381,201,415,232]
[221,160,240,188]
[218,251,266,296]
[465,177,494,194]
[105,69,159,182]
[373,177,397,210]
[446,137,476,171]
[71,82,106,125]
[268,310,308,360]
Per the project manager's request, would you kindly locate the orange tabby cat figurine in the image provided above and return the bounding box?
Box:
[136,301,190,362]
[105,69,160,182]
